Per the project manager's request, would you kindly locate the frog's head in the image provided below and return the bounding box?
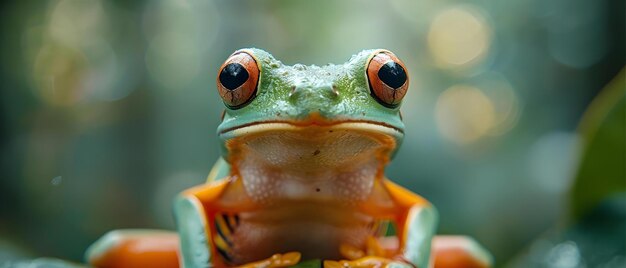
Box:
[215,48,409,170]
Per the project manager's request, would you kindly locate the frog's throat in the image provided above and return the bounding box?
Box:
[218,122,399,205]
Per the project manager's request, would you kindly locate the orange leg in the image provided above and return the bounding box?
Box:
[343,236,492,268]
[336,180,491,268]
[432,236,492,268]
[86,230,179,268]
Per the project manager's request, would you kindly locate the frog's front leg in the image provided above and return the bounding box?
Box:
[174,179,230,268]
[175,176,261,267]
[174,177,301,268]
[387,181,438,268]
[380,180,491,268]
[326,180,435,268]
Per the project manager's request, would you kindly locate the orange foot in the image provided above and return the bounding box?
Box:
[237,252,302,268]
[324,256,412,268]
[328,237,412,268]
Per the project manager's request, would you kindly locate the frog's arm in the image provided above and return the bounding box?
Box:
[385,180,492,268]
[174,179,230,268]
[174,157,233,268]
[383,180,437,268]
[176,157,265,268]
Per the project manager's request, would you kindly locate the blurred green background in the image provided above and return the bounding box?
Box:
[0,0,624,267]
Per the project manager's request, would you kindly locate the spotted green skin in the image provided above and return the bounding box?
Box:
[217,48,405,158]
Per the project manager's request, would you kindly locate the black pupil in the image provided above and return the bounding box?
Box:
[219,63,249,90]
[377,62,407,89]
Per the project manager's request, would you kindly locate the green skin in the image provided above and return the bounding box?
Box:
[217,48,404,153]
[174,48,437,268]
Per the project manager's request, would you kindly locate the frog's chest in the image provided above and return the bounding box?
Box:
[241,169,376,204]
[237,154,381,205]
[218,128,392,263]
[219,163,381,264]
[225,202,376,264]
[231,125,388,204]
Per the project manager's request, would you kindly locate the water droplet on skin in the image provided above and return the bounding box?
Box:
[51,176,62,186]
[269,61,280,68]
[293,64,306,71]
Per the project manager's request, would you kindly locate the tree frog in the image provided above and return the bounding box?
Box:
[86,49,492,268]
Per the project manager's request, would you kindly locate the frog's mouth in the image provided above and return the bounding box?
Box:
[219,120,402,138]
[218,112,403,139]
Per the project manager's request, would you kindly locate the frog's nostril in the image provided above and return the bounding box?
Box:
[288,86,302,100]
[288,86,297,97]
[317,85,339,99]
[331,84,339,96]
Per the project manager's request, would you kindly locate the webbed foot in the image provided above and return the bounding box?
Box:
[323,257,413,268]
[329,237,413,268]
[237,252,301,268]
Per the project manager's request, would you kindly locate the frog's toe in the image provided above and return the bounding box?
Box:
[274,252,301,266]
[237,252,301,268]
[323,256,412,268]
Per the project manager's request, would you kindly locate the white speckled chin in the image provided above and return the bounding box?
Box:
[225,122,398,204]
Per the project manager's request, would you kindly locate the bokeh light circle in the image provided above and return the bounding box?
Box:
[475,72,521,136]
[427,5,492,72]
[435,85,495,144]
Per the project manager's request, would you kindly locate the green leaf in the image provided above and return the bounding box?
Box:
[291,259,322,268]
[569,68,626,221]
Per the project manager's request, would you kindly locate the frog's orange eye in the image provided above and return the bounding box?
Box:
[366,51,409,108]
[217,51,260,109]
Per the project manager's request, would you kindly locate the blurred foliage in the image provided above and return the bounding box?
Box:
[0,258,85,268]
[508,69,626,268]
[509,195,625,268]
[570,69,625,220]
[0,0,624,266]
[293,259,322,268]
